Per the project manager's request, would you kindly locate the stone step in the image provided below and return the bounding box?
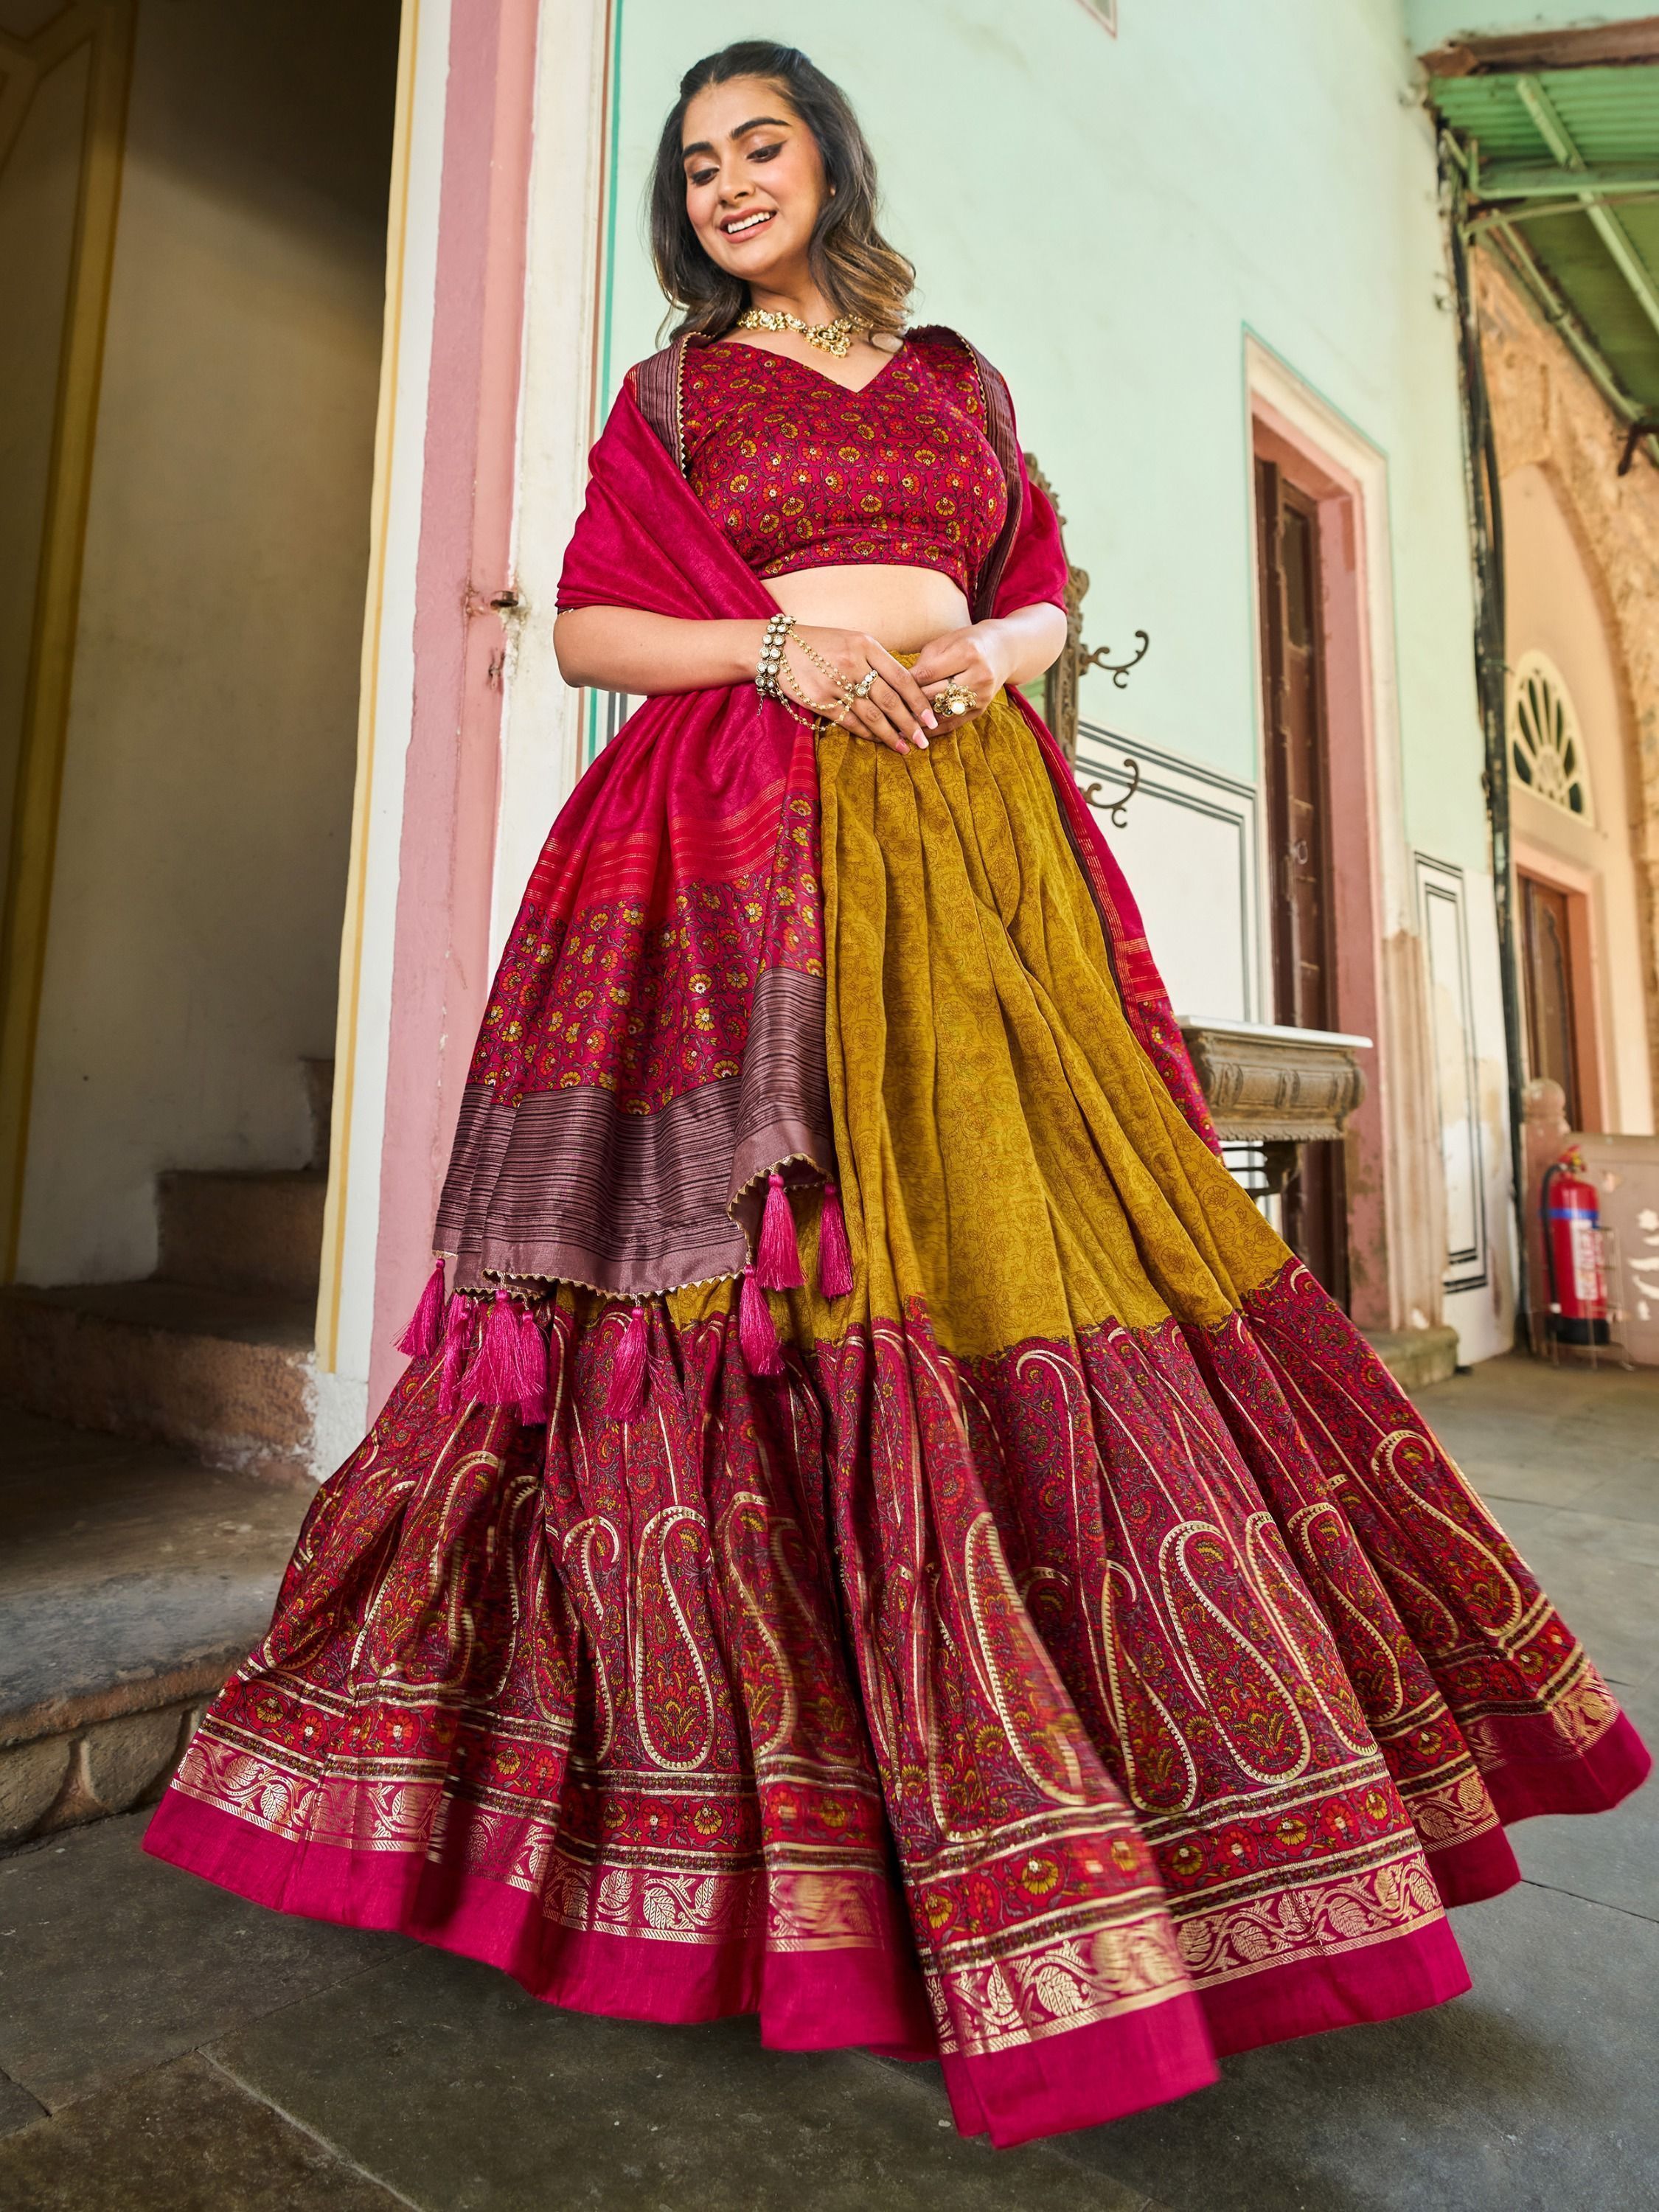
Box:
[0,1280,315,1484]
[0,1409,307,1848]
[1363,1323,1461,1392]
[156,1168,326,1300]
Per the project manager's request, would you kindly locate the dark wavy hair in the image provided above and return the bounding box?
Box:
[648,42,914,341]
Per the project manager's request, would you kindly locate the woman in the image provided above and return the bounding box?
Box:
[147,41,1648,2149]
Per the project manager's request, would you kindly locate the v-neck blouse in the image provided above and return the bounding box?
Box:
[680,327,1008,597]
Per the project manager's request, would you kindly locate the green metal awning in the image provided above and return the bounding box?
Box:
[1427,58,1659,457]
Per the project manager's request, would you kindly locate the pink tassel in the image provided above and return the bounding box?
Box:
[757,1170,803,1291]
[818,1180,854,1300]
[438,1290,475,1413]
[462,1288,521,1407]
[515,1303,549,1426]
[739,1267,783,1377]
[395,1260,448,1359]
[606,1303,650,1422]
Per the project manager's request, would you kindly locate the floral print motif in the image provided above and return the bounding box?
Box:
[467,794,824,1118]
[681,328,1008,595]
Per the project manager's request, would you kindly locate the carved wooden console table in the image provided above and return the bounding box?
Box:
[1177,1018,1371,1196]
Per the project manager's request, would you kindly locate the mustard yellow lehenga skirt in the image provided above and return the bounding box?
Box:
[147,689,1648,2147]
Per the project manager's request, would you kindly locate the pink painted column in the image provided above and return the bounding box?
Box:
[369,0,540,1413]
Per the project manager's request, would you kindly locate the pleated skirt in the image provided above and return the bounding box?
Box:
[147,692,1649,2148]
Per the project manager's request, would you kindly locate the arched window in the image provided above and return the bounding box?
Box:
[1509,650,1592,822]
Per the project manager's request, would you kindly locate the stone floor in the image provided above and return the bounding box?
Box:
[0,1409,309,1843]
[1,1354,1654,2211]
[1,1411,307,1719]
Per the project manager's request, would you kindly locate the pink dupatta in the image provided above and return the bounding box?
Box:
[433,333,1213,1300]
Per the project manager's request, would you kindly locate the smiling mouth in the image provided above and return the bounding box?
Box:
[722,209,775,238]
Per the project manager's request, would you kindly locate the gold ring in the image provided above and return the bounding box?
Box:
[933,683,978,719]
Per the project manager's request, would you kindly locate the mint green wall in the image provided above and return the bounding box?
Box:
[603,0,1486,872]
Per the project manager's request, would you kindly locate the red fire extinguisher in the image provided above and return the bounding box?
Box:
[1542,1147,1610,1346]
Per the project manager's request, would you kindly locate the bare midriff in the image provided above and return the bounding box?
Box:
[766,563,973,653]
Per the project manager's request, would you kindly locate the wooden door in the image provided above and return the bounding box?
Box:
[1520,872,1582,1128]
[1256,459,1349,1306]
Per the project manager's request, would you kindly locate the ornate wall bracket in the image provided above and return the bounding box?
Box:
[1080,757,1141,828]
[1079,630,1151,690]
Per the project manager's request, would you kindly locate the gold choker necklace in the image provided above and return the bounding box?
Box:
[734,307,865,359]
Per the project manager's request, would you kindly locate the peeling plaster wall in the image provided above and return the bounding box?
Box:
[1476,251,1659,1127]
[1405,2,1658,43]
[1505,465,1655,1133]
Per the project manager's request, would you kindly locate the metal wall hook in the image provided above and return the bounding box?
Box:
[1079,630,1152,690]
[1080,755,1143,828]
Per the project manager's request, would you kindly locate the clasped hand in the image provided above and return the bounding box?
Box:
[785,622,1015,757]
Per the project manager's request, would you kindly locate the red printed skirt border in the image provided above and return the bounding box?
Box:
[147,1260,1648,2141]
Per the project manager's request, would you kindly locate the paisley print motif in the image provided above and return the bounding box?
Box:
[715,1492,798,1760]
[1098,1559,1201,1813]
[1371,1430,1529,1636]
[633,1506,720,1773]
[1245,1509,1377,1751]
[1158,1521,1314,1783]
[962,1511,1092,1807]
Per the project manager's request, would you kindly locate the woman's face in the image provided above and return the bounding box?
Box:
[681,76,827,293]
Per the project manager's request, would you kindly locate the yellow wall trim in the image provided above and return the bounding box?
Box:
[314,0,422,1371]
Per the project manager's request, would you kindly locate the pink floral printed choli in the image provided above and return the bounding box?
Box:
[681,330,1008,594]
